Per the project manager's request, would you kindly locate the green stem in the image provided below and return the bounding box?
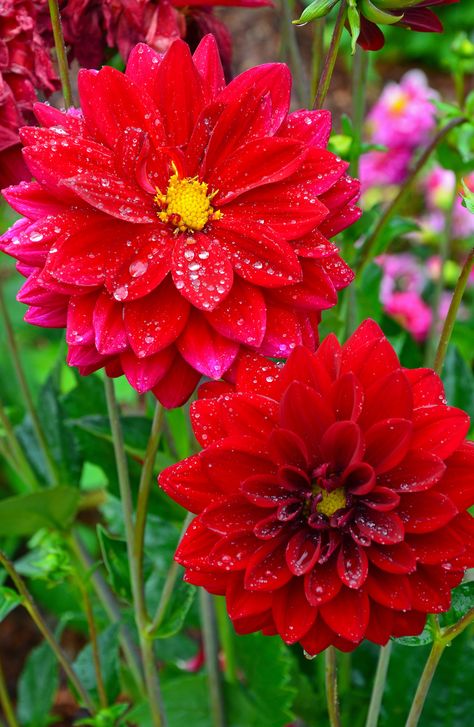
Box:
[0,656,19,727]
[281,0,307,106]
[148,513,193,637]
[70,532,143,687]
[104,378,166,727]
[77,577,108,709]
[200,590,226,727]
[0,401,38,490]
[365,642,392,727]
[404,641,445,727]
[355,117,467,274]
[442,607,474,643]
[425,176,459,367]
[0,289,60,486]
[47,0,73,108]
[325,646,342,727]
[314,1,347,109]
[0,551,95,714]
[311,18,326,107]
[350,46,369,178]
[215,596,237,684]
[433,247,474,375]
[134,402,164,621]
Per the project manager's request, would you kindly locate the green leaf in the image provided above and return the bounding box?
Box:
[165,408,193,459]
[97,525,132,601]
[75,703,129,727]
[0,486,80,536]
[127,675,210,727]
[394,622,433,647]
[441,581,474,627]
[373,216,420,258]
[73,624,120,705]
[152,578,196,639]
[293,0,338,25]
[17,641,59,727]
[0,585,22,622]
[347,5,360,54]
[355,262,383,326]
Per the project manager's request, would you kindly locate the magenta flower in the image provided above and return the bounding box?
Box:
[385,291,432,342]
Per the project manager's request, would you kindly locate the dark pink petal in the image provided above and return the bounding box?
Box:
[304,557,342,606]
[152,353,201,408]
[124,277,190,357]
[278,109,332,146]
[206,277,267,347]
[382,450,446,493]
[337,538,368,589]
[364,418,413,474]
[34,103,85,134]
[121,348,174,394]
[320,587,370,643]
[399,8,442,33]
[172,232,233,312]
[268,428,309,469]
[177,310,238,378]
[367,542,416,574]
[258,304,303,357]
[2,181,66,219]
[362,487,400,512]
[17,272,65,308]
[397,491,457,533]
[411,405,470,460]
[358,17,385,51]
[321,420,363,472]
[25,305,67,327]
[66,293,96,346]
[93,292,128,355]
[272,578,317,643]
[244,538,293,591]
[235,353,283,400]
[343,462,375,495]
[355,508,405,545]
[320,254,355,291]
[319,175,360,212]
[210,138,308,205]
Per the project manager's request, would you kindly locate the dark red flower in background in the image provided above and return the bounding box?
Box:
[0,36,359,407]
[0,0,57,187]
[160,320,474,653]
[53,0,272,73]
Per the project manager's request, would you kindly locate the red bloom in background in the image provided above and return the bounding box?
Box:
[0,36,359,407]
[0,0,57,187]
[160,320,474,653]
[56,0,272,72]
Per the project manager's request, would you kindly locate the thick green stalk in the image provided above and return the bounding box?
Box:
[47,0,73,108]
[355,117,467,274]
[77,577,108,709]
[350,46,370,178]
[433,247,474,375]
[200,590,226,727]
[0,290,60,486]
[104,379,166,727]
[314,1,347,109]
[0,656,19,727]
[0,551,95,713]
[325,646,342,727]
[365,642,392,727]
[404,641,445,727]
[134,401,164,620]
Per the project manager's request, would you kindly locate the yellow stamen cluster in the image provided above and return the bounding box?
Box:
[314,486,347,518]
[389,92,409,115]
[154,163,222,233]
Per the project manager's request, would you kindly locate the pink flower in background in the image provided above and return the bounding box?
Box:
[378,254,426,305]
[366,71,437,150]
[385,291,432,342]
[422,167,474,240]
[359,147,412,192]
[0,0,58,187]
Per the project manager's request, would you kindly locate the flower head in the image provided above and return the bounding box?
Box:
[1,36,359,407]
[160,320,474,653]
[384,291,432,342]
[0,0,58,186]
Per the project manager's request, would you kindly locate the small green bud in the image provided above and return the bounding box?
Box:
[293,0,339,25]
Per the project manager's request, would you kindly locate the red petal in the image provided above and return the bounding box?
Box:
[436,442,474,509]
[244,538,293,591]
[124,277,190,357]
[93,292,128,356]
[320,587,370,643]
[331,372,364,421]
[190,396,228,447]
[278,109,332,146]
[221,393,279,441]
[208,532,258,570]
[364,418,413,474]
[66,293,96,346]
[268,428,309,470]
[62,173,155,224]
[172,233,233,312]
[337,538,368,589]
[201,497,263,535]
[365,603,393,645]
[344,462,376,495]
[355,508,405,545]
[177,310,238,379]
[403,368,446,407]
[175,519,220,568]
[242,474,298,508]
[359,370,413,430]
[382,450,446,493]
[363,487,400,512]
[286,530,321,576]
[225,573,272,619]
[121,348,174,394]
[304,557,342,606]
[367,542,416,574]
[409,566,452,613]
[321,420,363,471]
[366,570,412,610]
[391,611,427,639]
[406,525,465,565]
[205,277,267,347]
[152,353,201,408]
[341,319,400,387]
[192,35,225,98]
[201,436,274,495]
[300,618,334,656]
[397,491,458,533]
[280,382,335,464]
[158,454,218,512]
[270,261,337,311]
[258,304,304,357]
[272,578,316,643]
[411,405,469,460]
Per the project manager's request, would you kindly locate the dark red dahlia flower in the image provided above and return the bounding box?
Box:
[0,36,359,407]
[53,0,271,72]
[159,320,474,653]
[0,0,58,186]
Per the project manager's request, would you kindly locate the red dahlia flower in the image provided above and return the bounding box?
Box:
[0,36,359,408]
[0,0,57,187]
[55,0,271,72]
[159,320,474,653]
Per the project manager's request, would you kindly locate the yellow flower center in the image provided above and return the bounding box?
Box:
[389,92,409,115]
[154,163,222,233]
[314,486,347,518]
